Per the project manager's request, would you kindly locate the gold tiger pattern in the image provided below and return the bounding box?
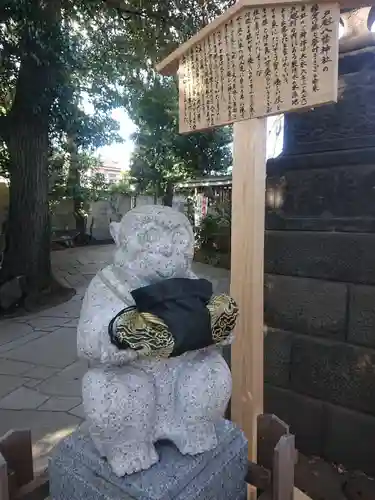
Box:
[207,294,239,343]
[114,293,239,358]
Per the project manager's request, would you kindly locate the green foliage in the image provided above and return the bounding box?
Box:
[0,0,235,286]
[196,200,231,253]
[108,171,134,195]
[0,0,235,195]
[128,76,232,199]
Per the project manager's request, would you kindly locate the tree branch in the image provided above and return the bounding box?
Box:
[104,0,168,22]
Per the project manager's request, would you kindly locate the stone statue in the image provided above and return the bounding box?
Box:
[77,205,237,477]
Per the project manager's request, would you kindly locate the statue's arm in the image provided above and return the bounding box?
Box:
[77,278,138,365]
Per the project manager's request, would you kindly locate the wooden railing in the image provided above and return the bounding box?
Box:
[246,414,311,500]
[0,430,48,500]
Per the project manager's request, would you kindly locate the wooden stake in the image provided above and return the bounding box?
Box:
[230,118,267,497]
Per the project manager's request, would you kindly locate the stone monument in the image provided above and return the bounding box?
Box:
[264,7,375,477]
[49,205,248,500]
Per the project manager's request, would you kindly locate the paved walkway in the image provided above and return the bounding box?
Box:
[0,245,229,472]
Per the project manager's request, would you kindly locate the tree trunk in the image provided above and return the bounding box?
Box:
[0,0,63,293]
[163,181,174,207]
[1,121,51,291]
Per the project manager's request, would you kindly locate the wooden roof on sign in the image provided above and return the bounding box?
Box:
[156,0,373,76]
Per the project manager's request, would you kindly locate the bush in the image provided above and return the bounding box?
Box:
[196,200,231,253]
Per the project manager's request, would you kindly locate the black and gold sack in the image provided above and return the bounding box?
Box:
[108,278,239,358]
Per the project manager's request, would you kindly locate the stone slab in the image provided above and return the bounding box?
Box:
[69,404,85,418]
[0,359,35,376]
[265,231,375,285]
[290,335,375,415]
[36,361,88,397]
[0,386,49,410]
[0,321,35,346]
[282,69,375,155]
[264,328,292,388]
[24,366,60,380]
[49,420,247,500]
[0,374,29,398]
[0,330,48,355]
[348,284,375,348]
[15,317,72,332]
[266,164,375,225]
[264,383,324,457]
[265,274,347,339]
[23,379,43,388]
[39,397,82,412]
[2,327,77,368]
[324,403,375,478]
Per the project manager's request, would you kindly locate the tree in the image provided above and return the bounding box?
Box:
[128,76,232,205]
[0,0,234,297]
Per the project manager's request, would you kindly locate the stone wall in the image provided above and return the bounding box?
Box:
[264,14,375,474]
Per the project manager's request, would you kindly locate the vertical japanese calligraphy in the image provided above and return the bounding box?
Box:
[245,10,255,117]
[178,2,339,133]
[290,6,299,107]
[237,15,246,119]
[271,8,282,111]
[300,5,308,105]
[321,9,334,72]
[262,8,272,113]
[311,4,320,92]
[211,32,221,121]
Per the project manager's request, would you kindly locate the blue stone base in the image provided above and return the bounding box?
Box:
[49,420,247,500]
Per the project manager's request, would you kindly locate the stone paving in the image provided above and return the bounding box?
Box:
[0,244,229,472]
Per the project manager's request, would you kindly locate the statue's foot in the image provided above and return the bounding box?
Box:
[171,422,218,456]
[108,442,159,477]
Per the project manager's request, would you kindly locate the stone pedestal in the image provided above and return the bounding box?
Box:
[49,420,247,500]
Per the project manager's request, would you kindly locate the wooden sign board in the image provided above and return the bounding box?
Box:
[178,2,339,133]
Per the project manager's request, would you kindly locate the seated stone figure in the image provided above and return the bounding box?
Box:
[77,205,238,477]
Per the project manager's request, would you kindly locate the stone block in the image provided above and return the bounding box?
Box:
[291,336,375,415]
[264,328,292,388]
[324,403,375,477]
[264,274,347,339]
[265,231,375,285]
[282,70,375,155]
[348,284,375,348]
[267,164,375,222]
[49,421,248,500]
[264,383,324,457]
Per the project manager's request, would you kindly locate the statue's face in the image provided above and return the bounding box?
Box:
[110,205,194,284]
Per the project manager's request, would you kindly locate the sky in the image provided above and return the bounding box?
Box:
[96,108,137,169]
[96,108,284,168]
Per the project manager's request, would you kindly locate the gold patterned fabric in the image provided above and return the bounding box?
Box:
[112,293,238,358]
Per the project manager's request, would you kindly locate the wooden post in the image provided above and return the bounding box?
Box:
[230,118,266,470]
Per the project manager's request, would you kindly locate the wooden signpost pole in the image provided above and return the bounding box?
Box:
[156,2,340,498]
[230,117,266,481]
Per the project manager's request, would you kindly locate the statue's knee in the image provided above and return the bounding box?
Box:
[177,354,231,416]
[83,367,155,422]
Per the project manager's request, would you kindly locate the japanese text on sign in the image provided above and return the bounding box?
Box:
[178,2,339,133]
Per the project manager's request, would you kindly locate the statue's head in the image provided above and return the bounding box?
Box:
[109,205,194,287]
